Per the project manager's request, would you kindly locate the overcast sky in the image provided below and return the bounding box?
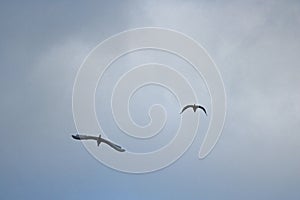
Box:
[1,1,300,199]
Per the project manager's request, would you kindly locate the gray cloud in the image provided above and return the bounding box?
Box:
[1,0,299,199]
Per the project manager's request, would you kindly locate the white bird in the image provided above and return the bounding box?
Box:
[180,104,207,115]
[72,134,125,152]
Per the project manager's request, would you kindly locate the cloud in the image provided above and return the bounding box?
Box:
[1,0,300,199]
[127,0,300,192]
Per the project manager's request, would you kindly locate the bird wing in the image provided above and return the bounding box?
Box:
[72,134,81,140]
[180,105,193,114]
[101,138,126,152]
[197,105,207,115]
[71,134,98,140]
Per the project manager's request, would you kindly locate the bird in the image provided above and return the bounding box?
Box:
[180,104,207,115]
[71,134,125,152]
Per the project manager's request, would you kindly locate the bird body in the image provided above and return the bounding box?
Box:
[180,104,207,115]
[72,134,125,152]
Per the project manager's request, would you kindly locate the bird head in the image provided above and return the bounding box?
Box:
[97,134,102,146]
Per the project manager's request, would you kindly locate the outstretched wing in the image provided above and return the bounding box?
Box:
[101,138,126,152]
[180,105,193,114]
[71,134,98,140]
[197,105,207,115]
[71,134,81,140]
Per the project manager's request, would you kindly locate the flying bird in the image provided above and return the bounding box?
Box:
[180,104,207,115]
[71,134,125,152]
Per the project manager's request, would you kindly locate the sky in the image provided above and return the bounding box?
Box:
[0,0,300,199]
